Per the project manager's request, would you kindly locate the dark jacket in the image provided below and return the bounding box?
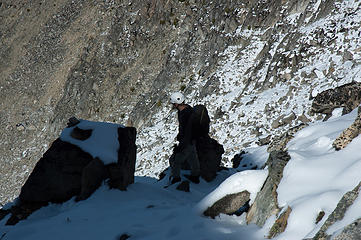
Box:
[176,104,194,150]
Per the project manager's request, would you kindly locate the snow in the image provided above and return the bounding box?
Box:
[197,169,268,213]
[2,108,361,239]
[60,119,124,165]
[2,0,361,238]
[275,108,361,239]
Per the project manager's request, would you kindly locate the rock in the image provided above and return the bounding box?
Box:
[311,82,361,120]
[231,151,246,168]
[70,127,93,141]
[107,127,137,190]
[203,191,250,219]
[76,157,107,201]
[257,135,271,146]
[313,182,361,239]
[6,125,136,225]
[67,117,80,127]
[268,206,292,238]
[118,233,131,240]
[195,136,224,182]
[333,106,361,151]
[246,150,291,226]
[19,139,93,204]
[16,123,25,131]
[176,180,190,192]
[331,218,361,240]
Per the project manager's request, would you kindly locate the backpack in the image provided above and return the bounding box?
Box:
[192,104,210,138]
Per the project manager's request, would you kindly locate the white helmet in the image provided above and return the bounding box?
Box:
[170,92,185,104]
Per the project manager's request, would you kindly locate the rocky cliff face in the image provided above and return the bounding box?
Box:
[1,0,360,207]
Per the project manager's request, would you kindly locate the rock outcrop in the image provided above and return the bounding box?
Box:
[313,182,361,240]
[246,150,291,227]
[203,191,250,219]
[333,106,361,151]
[1,119,137,225]
[311,82,361,121]
[196,136,224,182]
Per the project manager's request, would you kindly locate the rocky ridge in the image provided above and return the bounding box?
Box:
[1,0,361,218]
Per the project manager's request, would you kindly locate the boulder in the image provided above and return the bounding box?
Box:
[5,119,137,225]
[196,136,224,182]
[333,106,361,151]
[311,82,361,120]
[246,150,291,226]
[331,218,361,240]
[19,139,94,204]
[203,191,250,218]
[313,182,361,239]
[268,206,292,238]
[178,136,224,182]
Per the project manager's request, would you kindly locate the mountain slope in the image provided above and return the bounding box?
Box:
[1,108,360,239]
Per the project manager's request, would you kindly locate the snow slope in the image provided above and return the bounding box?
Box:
[1,108,360,240]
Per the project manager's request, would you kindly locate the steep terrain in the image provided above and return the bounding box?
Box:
[1,0,361,210]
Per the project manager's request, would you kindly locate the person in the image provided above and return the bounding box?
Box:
[168,92,200,184]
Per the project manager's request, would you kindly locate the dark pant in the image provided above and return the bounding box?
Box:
[169,142,200,178]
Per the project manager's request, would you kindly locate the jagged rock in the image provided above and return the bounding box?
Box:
[271,112,296,129]
[118,233,131,240]
[107,127,137,190]
[67,117,80,127]
[179,136,224,182]
[76,157,107,201]
[70,127,93,141]
[311,82,361,120]
[313,182,361,240]
[333,106,361,151]
[231,150,246,168]
[203,191,250,219]
[316,211,326,224]
[331,218,361,240]
[246,150,291,226]
[268,206,292,238]
[196,136,224,182]
[5,125,136,225]
[19,139,94,204]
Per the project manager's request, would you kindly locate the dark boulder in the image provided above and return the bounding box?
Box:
[313,182,361,239]
[246,150,291,226]
[5,122,137,225]
[196,136,224,182]
[177,136,224,182]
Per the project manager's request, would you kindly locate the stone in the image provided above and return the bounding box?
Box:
[311,82,361,120]
[333,106,361,151]
[195,136,224,182]
[176,181,190,192]
[76,157,107,201]
[67,117,80,127]
[6,125,137,225]
[108,127,137,190]
[231,151,246,168]
[246,150,291,226]
[19,139,93,204]
[268,206,292,238]
[313,182,361,239]
[203,191,250,219]
[70,127,93,141]
[331,218,361,240]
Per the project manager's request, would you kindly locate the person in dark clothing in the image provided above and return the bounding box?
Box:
[169,92,200,184]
